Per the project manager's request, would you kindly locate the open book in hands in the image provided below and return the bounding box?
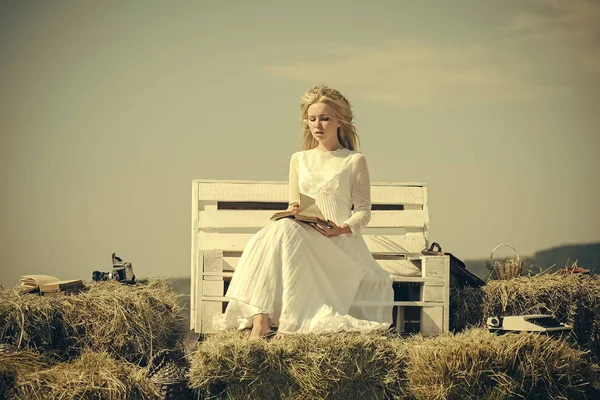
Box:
[270,193,332,229]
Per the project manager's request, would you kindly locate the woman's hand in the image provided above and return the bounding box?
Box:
[313,220,344,237]
[287,204,300,215]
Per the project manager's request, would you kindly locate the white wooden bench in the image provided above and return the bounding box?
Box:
[190,179,450,338]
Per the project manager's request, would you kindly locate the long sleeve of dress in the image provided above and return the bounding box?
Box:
[342,154,372,236]
[288,152,300,207]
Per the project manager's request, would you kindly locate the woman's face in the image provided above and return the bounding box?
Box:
[307,102,341,147]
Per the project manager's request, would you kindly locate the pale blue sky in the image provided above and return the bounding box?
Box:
[1,0,598,287]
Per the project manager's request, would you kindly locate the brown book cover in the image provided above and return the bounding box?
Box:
[40,279,84,294]
[270,193,332,228]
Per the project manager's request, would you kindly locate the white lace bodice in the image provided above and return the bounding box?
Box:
[288,148,372,236]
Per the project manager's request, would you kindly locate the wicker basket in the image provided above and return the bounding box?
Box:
[147,349,193,400]
[486,243,524,280]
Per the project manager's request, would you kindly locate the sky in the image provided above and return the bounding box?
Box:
[1,0,599,288]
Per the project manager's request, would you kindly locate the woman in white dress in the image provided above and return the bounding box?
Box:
[214,84,394,340]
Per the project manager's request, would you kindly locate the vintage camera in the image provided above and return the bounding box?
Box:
[92,253,136,284]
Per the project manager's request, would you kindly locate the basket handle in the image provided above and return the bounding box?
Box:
[489,243,519,262]
[428,242,442,253]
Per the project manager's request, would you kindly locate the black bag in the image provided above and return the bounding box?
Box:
[422,242,486,289]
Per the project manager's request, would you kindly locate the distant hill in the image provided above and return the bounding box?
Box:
[464,242,600,280]
[533,242,600,274]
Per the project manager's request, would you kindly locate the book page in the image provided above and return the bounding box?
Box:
[19,275,60,293]
[297,193,326,220]
[20,275,60,285]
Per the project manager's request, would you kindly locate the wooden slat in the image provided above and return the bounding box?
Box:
[190,222,198,330]
[198,232,427,255]
[370,185,424,205]
[190,178,200,330]
[196,180,425,205]
[217,201,288,210]
[377,259,422,277]
[394,301,444,307]
[197,210,426,229]
[201,301,221,334]
[194,262,203,333]
[203,271,445,284]
[209,258,426,278]
[421,306,444,335]
[198,182,288,202]
[194,179,427,186]
[199,297,444,308]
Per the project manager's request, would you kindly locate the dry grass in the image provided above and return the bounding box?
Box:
[0,279,186,365]
[189,329,600,399]
[12,350,160,400]
[0,350,49,399]
[451,273,600,359]
[189,331,409,400]
[406,328,600,400]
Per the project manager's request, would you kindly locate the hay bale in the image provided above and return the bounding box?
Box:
[0,350,49,399]
[189,331,409,399]
[451,273,600,359]
[190,329,600,400]
[0,279,186,364]
[405,328,600,400]
[13,350,160,399]
[279,332,408,399]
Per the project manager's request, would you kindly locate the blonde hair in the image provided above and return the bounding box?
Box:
[300,84,359,151]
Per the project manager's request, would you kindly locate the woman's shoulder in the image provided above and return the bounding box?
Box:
[348,149,366,160]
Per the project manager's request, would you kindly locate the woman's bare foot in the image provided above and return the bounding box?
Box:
[273,331,286,341]
[248,313,272,340]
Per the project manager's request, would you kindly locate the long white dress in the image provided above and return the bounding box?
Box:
[213,147,394,334]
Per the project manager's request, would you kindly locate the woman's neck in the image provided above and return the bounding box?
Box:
[315,141,343,152]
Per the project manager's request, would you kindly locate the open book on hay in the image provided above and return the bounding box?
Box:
[19,275,84,294]
[270,193,331,228]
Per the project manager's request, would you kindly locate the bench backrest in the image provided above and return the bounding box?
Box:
[191,178,430,283]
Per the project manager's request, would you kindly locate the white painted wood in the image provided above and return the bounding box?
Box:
[190,222,198,330]
[420,255,450,334]
[222,257,237,272]
[370,185,425,206]
[219,255,425,278]
[395,306,405,333]
[202,280,224,297]
[421,306,444,335]
[201,301,222,334]
[198,181,288,202]
[204,272,235,278]
[394,301,445,307]
[377,260,422,277]
[422,256,447,278]
[194,178,427,187]
[197,209,426,229]
[203,251,223,273]
[198,232,427,255]
[200,202,218,213]
[194,262,204,333]
[422,186,430,250]
[190,179,450,337]
[422,284,445,303]
[190,179,200,331]
[195,180,426,205]
[202,271,445,284]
